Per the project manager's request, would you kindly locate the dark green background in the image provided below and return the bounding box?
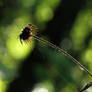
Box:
[0,0,92,92]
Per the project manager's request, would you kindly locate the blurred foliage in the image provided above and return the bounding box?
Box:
[0,0,92,92]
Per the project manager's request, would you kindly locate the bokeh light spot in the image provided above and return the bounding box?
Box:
[0,79,7,92]
[7,37,34,60]
[84,49,92,63]
[36,7,53,22]
[32,87,48,92]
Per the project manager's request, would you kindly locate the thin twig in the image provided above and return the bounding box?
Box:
[31,34,92,78]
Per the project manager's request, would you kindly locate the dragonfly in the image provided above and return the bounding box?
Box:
[19,24,92,92]
[19,24,92,78]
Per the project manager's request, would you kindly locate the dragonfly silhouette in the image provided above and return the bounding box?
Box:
[19,24,92,92]
[19,24,92,78]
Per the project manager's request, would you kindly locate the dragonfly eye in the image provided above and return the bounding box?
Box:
[23,27,31,33]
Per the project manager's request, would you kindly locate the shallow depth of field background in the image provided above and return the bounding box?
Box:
[0,0,92,92]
